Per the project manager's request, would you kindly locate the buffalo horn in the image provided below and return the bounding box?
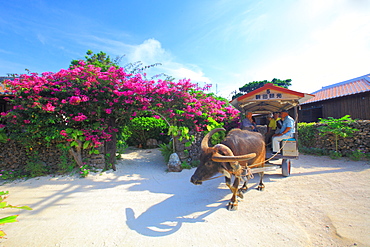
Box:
[211,152,257,163]
[201,128,226,152]
[213,144,234,156]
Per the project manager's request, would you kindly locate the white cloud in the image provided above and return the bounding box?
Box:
[126,38,211,83]
[75,36,210,84]
[128,39,170,65]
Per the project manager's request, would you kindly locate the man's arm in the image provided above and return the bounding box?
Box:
[274,127,291,136]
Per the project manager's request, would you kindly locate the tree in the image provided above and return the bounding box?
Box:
[70,50,120,72]
[231,78,292,99]
[318,115,359,155]
[1,55,239,173]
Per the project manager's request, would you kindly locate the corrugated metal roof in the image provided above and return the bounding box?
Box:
[302,74,370,104]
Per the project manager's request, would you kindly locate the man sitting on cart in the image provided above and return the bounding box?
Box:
[265,112,282,149]
[271,110,295,154]
[240,111,258,132]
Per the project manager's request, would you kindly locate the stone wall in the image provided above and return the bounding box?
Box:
[0,140,106,173]
[174,130,204,164]
[299,120,370,154]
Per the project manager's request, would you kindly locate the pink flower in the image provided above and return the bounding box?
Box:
[72,114,88,122]
[60,130,68,137]
[81,95,90,102]
[23,120,31,124]
[69,96,81,105]
[42,102,55,112]
[0,124,5,128]
[105,108,112,114]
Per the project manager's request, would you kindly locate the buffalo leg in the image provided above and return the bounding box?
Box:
[237,181,248,199]
[257,172,265,191]
[225,177,240,211]
[237,168,251,198]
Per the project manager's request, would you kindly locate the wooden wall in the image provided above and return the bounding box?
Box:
[299,91,370,122]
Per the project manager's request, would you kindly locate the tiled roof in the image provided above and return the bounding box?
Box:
[302,74,370,104]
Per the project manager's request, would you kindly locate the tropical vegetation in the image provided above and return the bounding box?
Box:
[0,51,240,176]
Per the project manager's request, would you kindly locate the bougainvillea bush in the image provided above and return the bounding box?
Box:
[0,61,239,171]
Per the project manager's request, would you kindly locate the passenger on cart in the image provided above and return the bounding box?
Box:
[271,110,295,154]
[265,112,282,149]
[240,111,258,132]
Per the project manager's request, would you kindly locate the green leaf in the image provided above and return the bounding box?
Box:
[0,215,18,224]
[13,205,32,210]
[83,141,91,149]
[71,141,78,147]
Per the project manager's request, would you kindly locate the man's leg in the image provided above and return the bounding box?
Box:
[272,134,290,153]
[265,130,273,145]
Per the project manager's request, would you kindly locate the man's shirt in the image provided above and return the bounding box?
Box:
[280,115,295,136]
[268,118,281,130]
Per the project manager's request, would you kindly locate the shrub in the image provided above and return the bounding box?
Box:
[0,127,7,143]
[318,115,359,153]
[24,151,49,177]
[127,117,169,148]
[1,52,240,172]
[116,126,131,158]
[0,169,22,181]
[347,149,365,161]
[299,146,329,156]
[297,122,317,148]
[159,142,173,163]
[329,150,342,159]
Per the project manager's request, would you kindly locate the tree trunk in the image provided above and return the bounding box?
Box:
[105,118,117,171]
[69,140,83,167]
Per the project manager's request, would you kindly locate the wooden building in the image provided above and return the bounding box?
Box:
[300,74,370,122]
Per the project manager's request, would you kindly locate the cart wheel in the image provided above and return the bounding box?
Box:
[282,159,291,177]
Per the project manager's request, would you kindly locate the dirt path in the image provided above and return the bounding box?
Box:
[1,148,369,247]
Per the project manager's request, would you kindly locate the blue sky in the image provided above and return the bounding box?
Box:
[1,0,369,99]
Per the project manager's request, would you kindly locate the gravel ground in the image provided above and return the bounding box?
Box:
[1,148,369,247]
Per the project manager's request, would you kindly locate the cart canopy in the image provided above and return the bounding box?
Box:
[230,83,314,114]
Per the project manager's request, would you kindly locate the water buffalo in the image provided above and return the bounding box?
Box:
[190,128,266,210]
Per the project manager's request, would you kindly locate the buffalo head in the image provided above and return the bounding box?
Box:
[190,128,256,185]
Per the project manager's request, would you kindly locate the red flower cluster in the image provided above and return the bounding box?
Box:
[1,63,240,148]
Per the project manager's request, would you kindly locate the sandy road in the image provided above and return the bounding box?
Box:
[1,148,369,247]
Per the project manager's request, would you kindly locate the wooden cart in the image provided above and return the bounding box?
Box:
[230,83,314,177]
